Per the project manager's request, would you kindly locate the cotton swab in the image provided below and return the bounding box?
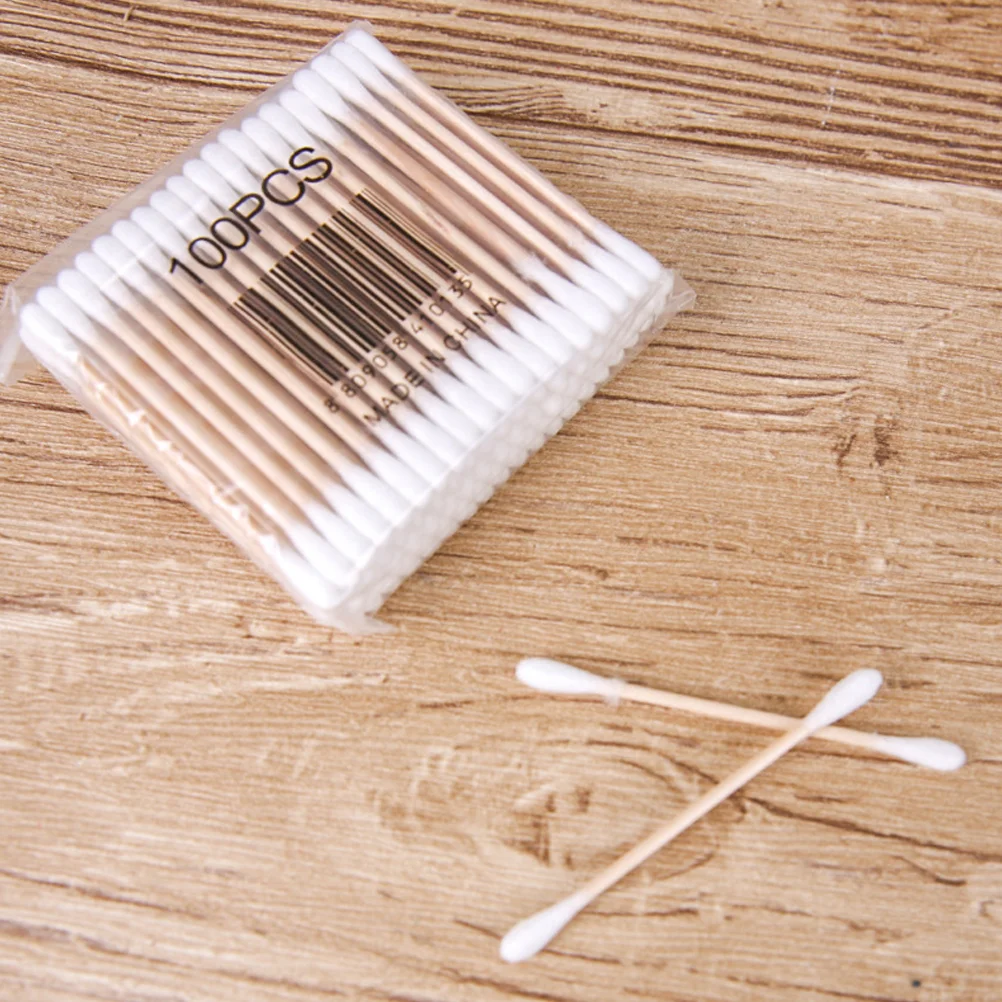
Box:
[274,86,593,353]
[250,102,576,380]
[333,36,650,300]
[500,668,884,963]
[340,27,664,283]
[18,303,340,610]
[320,48,632,316]
[516,658,965,771]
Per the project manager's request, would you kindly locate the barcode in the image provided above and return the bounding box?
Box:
[232,189,461,390]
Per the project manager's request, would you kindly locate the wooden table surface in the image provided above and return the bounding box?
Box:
[2,2,1001,1000]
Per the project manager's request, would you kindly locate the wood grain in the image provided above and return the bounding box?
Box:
[1,2,1001,1000]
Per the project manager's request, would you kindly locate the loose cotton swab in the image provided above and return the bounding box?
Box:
[516,658,966,772]
[500,668,884,963]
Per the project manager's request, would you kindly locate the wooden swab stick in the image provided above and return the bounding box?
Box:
[119,211,419,523]
[270,87,585,361]
[320,49,631,314]
[34,287,356,586]
[178,152,510,427]
[298,65,617,337]
[198,136,530,415]
[245,107,576,382]
[159,170,494,456]
[19,303,340,610]
[58,261,371,567]
[213,128,558,395]
[500,668,884,963]
[340,28,663,283]
[516,658,966,771]
[75,248,384,554]
[333,37,649,299]
[275,88,594,354]
[94,230,395,542]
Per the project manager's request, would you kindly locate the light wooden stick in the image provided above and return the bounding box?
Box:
[59,261,370,566]
[331,38,648,299]
[213,127,560,396]
[120,211,415,523]
[274,88,594,354]
[262,94,593,415]
[297,65,615,338]
[32,287,356,586]
[95,227,399,537]
[257,97,586,407]
[19,303,337,609]
[319,50,631,314]
[340,28,663,283]
[500,669,884,963]
[158,170,492,455]
[516,658,967,771]
[76,247,384,555]
[199,133,527,422]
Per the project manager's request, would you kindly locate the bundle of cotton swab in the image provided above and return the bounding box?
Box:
[501,668,885,962]
[516,658,966,771]
[0,22,693,630]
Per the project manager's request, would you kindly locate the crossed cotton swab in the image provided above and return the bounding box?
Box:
[516,658,966,772]
[500,667,884,963]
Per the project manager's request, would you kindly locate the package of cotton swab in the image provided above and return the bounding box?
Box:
[0,21,694,632]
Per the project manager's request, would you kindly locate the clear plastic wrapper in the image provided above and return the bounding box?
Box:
[0,22,694,632]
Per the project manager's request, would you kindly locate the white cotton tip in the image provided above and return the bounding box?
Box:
[201,142,257,191]
[20,303,80,360]
[529,296,589,352]
[313,54,372,108]
[323,482,391,541]
[393,408,467,464]
[273,544,343,609]
[159,177,212,225]
[484,322,557,380]
[452,344,526,403]
[592,222,663,282]
[564,259,631,314]
[410,388,481,447]
[505,307,575,365]
[303,500,371,563]
[150,188,203,237]
[499,893,587,963]
[582,243,649,299]
[427,370,501,431]
[804,668,883,731]
[274,91,340,147]
[516,658,626,699]
[183,158,235,205]
[56,269,117,327]
[343,27,401,76]
[520,258,611,334]
[240,114,290,165]
[375,422,449,482]
[218,128,272,175]
[468,337,539,393]
[358,447,430,504]
[286,522,355,585]
[331,41,390,92]
[294,69,352,123]
[74,251,134,312]
[128,208,186,255]
[334,461,410,523]
[37,285,98,345]
[530,296,591,351]
[93,234,155,296]
[870,735,966,772]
